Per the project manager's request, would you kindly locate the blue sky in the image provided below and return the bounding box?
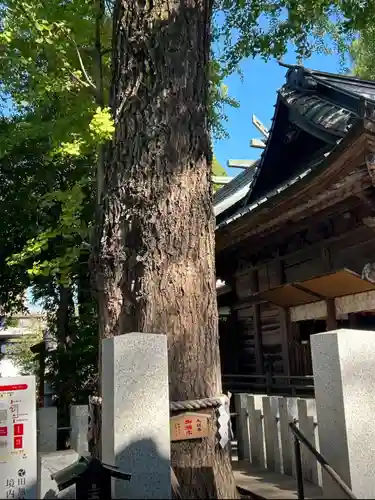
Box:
[213,49,345,178]
[27,289,42,313]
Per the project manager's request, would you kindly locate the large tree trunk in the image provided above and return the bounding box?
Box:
[56,284,71,350]
[55,284,75,449]
[96,0,238,497]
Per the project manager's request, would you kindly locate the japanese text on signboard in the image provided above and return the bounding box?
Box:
[170,413,209,442]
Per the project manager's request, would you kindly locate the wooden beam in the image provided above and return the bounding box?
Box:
[250,138,266,149]
[365,153,375,185]
[356,189,375,212]
[227,159,257,170]
[291,283,325,301]
[326,298,338,330]
[322,247,338,330]
[276,259,291,376]
[291,289,375,322]
[290,301,327,322]
[252,114,269,138]
[321,247,333,271]
[280,309,291,376]
[358,190,375,232]
[362,216,375,230]
[224,276,241,375]
[348,313,357,328]
[225,224,375,276]
[228,194,365,261]
[212,175,233,185]
[251,269,264,374]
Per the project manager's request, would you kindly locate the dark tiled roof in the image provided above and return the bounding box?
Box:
[279,86,354,136]
[216,143,339,229]
[215,64,375,229]
[213,164,257,216]
[311,71,375,103]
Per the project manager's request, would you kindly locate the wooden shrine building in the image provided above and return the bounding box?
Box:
[215,64,375,395]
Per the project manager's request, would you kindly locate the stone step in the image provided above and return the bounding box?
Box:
[232,460,323,500]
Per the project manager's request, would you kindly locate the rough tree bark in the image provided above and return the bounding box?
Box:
[55,284,75,448]
[56,284,71,350]
[96,0,238,497]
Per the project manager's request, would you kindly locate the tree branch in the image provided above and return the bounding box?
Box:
[70,37,97,91]
[104,0,114,15]
[69,70,93,90]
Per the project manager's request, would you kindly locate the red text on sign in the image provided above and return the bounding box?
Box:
[13,436,23,449]
[13,424,23,436]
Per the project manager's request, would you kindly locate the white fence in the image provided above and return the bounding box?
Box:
[234,394,322,487]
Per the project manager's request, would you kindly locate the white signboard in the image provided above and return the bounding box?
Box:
[0,376,37,499]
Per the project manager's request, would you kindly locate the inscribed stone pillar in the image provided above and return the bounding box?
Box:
[101,333,171,499]
[311,329,375,499]
[70,405,88,456]
[38,407,57,453]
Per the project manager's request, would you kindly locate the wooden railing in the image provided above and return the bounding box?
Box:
[222,373,314,397]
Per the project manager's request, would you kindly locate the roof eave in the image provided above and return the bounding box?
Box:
[216,119,367,251]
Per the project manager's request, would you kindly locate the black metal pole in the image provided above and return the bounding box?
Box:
[289,422,357,499]
[294,436,304,500]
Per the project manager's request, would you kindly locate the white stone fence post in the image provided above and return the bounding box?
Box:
[233,394,322,486]
[37,404,89,455]
[311,329,375,499]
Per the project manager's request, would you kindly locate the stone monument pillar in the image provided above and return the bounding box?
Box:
[311,328,375,499]
[101,333,171,499]
[70,405,88,456]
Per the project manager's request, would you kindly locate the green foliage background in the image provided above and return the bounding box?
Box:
[350,30,375,80]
